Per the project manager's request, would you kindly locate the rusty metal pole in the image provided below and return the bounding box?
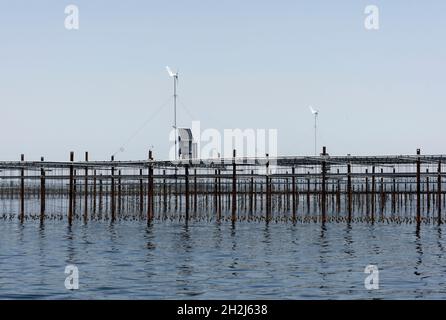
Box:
[68,151,74,225]
[163,169,167,212]
[306,172,311,213]
[336,169,341,213]
[292,167,296,221]
[185,165,190,220]
[174,167,178,211]
[392,168,396,213]
[426,168,430,213]
[321,147,327,223]
[99,175,103,212]
[93,169,97,214]
[266,154,271,221]
[365,169,369,215]
[194,169,197,213]
[380,168,384,216]
[19,154,25,222]
[347,163,352,221]
[438,161,442,224]
[84,152,88,221]
[232,149,237,221]
[218,169,222,219]
[118,169,122,214]
[371,166,376,221]
[111,155,115,221]
[73,169,77,215]
[250,169,254,214]
[139,168,144,213]
[147,150,154,222]
[214,169,218,213]
[40,156,45,221]
[416,149,421,224]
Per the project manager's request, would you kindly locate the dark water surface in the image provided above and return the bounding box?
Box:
[0,218,445,299]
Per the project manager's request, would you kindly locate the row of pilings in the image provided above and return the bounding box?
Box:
[0,147,444,226]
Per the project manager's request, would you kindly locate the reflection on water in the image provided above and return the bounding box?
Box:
[0,218,446,299]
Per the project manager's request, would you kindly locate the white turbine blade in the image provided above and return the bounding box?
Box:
[166,66,174,77]
[309,105,319,115]
[309,106,316,114]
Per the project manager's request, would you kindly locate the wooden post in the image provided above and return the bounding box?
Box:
[111,155,115,221]
[68,151,74,225]
[438,161,442,224]
[232,149,237,221]
[416,149,421,224]
[40,156,45,221]
[20,154,25,222]
[84,152,88,221]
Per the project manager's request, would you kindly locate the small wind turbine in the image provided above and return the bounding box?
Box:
[309,106,319,156]
[166,66,179,160]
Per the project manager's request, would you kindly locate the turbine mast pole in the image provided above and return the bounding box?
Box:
[174,75,177,160]
[314,113,317,156]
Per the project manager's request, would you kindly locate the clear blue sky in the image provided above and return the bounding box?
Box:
[1,0,445,161]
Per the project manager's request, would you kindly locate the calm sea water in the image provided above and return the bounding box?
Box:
[0,217,445,299]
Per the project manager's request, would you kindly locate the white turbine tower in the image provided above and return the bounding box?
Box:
[166,66,179,160]
[309,106,319,156]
